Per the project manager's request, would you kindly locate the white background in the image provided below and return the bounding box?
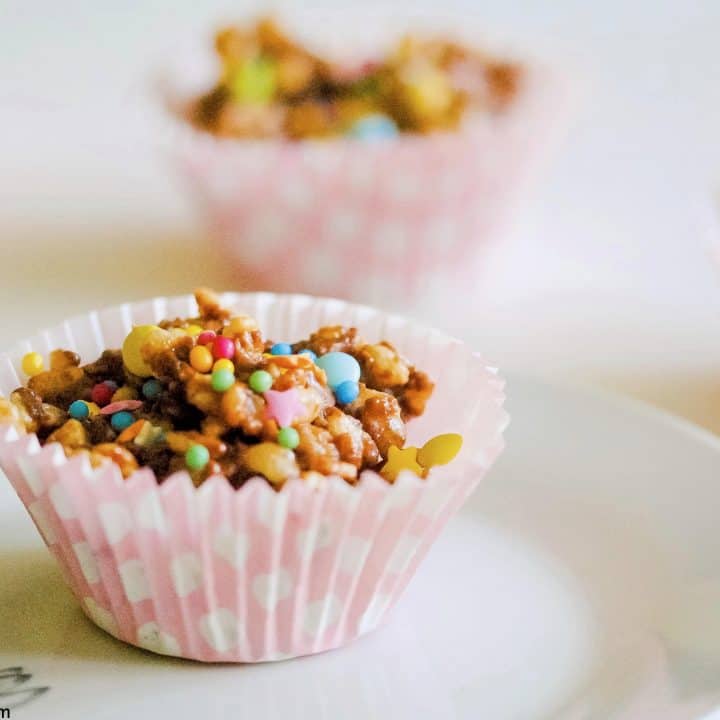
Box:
[1,0,719,431]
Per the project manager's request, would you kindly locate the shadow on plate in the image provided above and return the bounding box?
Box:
[0,548,187,667]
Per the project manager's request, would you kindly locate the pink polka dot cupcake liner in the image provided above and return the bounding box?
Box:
[159,53,563,312]
[0,293,507,662]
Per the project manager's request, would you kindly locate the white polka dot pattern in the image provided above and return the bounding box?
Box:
[165,67,558,309]
[73,542,100,584]
[0,293,508,662]
[170,553,203,597]
[119,559,152,603]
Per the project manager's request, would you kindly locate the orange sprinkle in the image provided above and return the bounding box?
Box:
[117,419,147,443]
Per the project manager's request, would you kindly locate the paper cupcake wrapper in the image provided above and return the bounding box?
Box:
[0,293,507,662]
[159,55,564,310]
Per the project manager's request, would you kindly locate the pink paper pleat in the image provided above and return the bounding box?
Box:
[158,59,563,309]
[0,293,507,662]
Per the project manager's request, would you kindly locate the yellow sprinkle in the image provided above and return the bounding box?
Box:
[417,433,463,469]
[21,352,44,377]
[84,402,101,417]
[190,345,213,373]
[112,386,139,402]
[186,324,203,336]
[212,358,234,373]
[122,325,162,377]
[380,445,423,483]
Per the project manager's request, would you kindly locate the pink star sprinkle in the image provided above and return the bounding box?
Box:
[264,388,305,428]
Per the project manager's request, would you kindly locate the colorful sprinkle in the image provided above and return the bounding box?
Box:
[112,386,138,402]
[212,336,235,360]
[111,411,135,432]
[228,56,277,104]
[264,388,306,427]
[68,400,89,419]
[100,400,143,415]
[211,368,235,392]
[122,325,161,377]
[85,402,101,417]
[379,445,423,482]
[190,345,213,373]
[348,113,398,141]
[270,342,293,356]
[249,369,273,393]
[185,443,210,471]
[197,330,216,346]
[142,379,162,399]
[213,358,234,373]
[116,419,147,443]
[315,351,361,389]
[90,382,115,407]
[277,426,300,449]
[298,349,317,362]
[417,433,463,468]
[334,380,359,404]
[134,422,165,447]
[21,352,44,377]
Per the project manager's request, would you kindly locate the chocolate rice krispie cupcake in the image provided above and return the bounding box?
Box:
[0,290,507,661]
[162,19,560,312]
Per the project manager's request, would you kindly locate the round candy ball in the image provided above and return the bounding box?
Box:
[190,345,213,373]
[213,358,234,374]
[316,351,361,389]
[249,369,273,393]
[212,336,235,361]
[197,330,216,346]
[142,379,162,399]
[185,325,203,336]
[90,382,115,407]
[277,426,300,450]
[122,325,163,377]
[334,380,359,404]
[229,56,277,103]
[270,342,292,356]
[68,400,89,419]
[185,443,210,471]
[298,349,317,362]
[111,411,135,432]
[21,352,44,377]
[348,113,398,141]
[112,386,137,403]
[211,368,235,392]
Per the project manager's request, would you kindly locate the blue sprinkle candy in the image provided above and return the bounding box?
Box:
[347,114,398,141]
[316,351,361,389]
[334,380,359,404]
[142,379,162,399]
[111,411,135,432]
[270,342,293,356]
[68,400,89,419]
[298,349,317,362]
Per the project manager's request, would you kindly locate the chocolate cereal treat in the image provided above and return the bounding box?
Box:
[1,289,448,489]
[191,18,522,139]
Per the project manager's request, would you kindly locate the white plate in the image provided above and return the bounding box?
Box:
[2,375,720,720]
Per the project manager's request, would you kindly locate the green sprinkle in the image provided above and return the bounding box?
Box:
[277,426,300,450]
[249,369,273,393]
[228,56,277,104]
[185,444,210,471]
[211,368,235,392]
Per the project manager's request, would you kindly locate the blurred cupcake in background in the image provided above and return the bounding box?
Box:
[161,18,561,315]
